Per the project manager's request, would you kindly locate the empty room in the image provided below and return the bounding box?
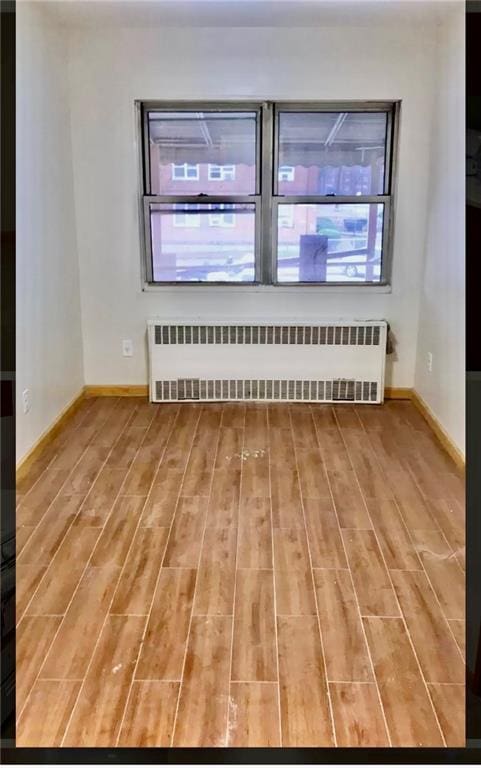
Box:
[14,0,465,750]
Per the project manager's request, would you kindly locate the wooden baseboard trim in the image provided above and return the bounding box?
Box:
[384,387,413,400]
[45,383,464,470]
[411,389,465,470]
[16,388,86,482]
[84,385,149,398]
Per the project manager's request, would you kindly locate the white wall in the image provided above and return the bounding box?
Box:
[414,7,465,454]
[16,2,84,462]
[67,22,438,389]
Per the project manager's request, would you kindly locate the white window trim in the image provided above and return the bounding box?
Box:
[171,163,200,181]
[208,164,236,181]
[278,165,295,182]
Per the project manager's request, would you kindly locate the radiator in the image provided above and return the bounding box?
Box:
[147,320,387,404]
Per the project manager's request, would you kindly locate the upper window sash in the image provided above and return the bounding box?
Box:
[143,103,262,197]
[273,102,395,198]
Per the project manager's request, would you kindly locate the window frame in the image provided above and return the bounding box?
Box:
[171,162,200,181]
[208,164,237,182]
[138,100,399,287]
[278,165,295,182]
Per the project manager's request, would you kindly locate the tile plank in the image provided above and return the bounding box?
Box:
[194,527,237,616]
[163,496,207,568]
[74,468,125,527]
[277,616,334,746]
[39,565,121,679]
[17,616,62,712]
[366,498,422,571]
[18,494,85,565]
[17,680,81,747]
[391,570,464,683]
[232,570,277,682]
[363,617,444,746]
[61,446,109,495]
[140,469,184,527]
[428,683,465,747]
[342,529,400,617]
[26,527,100,616]
[172,616,232,747]
[207,470,240,528]
[237,497,272,569]
[314,569,373,682]
[110,527,169,615]
[270,467,304,528]
[410,529,465,620]
[303,498,347,569]
[117,681,179,746]
[329,682,389,746]
[135,568,196,681]
[328,470,372,529]
[90,496,146,568]
[106,425,148,470]
[17,469,69,527]
[273,529,316,615]
[227,683,280,746]
[63,615,145,746]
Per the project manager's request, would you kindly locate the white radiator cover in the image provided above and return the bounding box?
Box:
[147,319,387,405]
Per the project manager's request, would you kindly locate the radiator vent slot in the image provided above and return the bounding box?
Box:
[154,379,378,404]
[154,323,382,346]
[332,379,355,401]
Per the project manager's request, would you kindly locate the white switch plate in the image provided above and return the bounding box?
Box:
[122,339,133,357]
[22,388,31,414]
[427,352,433,373]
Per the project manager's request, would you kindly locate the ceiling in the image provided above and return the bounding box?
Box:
[34,0,463,29]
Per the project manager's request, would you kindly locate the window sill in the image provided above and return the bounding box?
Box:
[142,283,392,294]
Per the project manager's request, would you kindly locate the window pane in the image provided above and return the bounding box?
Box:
[147,111,257,194]
[277,111,388,195]
[149,203,256,282]
[276,203,384,283]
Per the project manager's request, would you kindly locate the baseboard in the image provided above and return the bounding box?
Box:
[384,387,412,400]
[84,385,149,397]
[25,383,463,472]
[411,390,465,470]
[16,388,86,482]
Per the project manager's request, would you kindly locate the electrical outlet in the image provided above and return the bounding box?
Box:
[427,352,433,373]
[122,339,133,357]
[22,388,31,414]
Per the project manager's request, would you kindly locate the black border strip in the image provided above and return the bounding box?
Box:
[2,747,481,764]
[0,0,16,755]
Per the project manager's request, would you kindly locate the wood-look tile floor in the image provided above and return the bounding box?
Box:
[16,397,465,747]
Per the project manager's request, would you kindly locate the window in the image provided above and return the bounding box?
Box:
[173,203,201,227]
[209,164,236,181]
[140,101,398,284]
[209,203,236,227]
[278,204,294,228]
[171,163,199,181]
[278,165,295,182]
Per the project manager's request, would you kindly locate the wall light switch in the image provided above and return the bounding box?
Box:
[122,339,133,357]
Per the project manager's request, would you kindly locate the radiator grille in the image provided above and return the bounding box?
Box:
[155,379,378,403]
[154,324,382,346]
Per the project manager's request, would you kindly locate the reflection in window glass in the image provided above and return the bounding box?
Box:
[277,111,388,195]
[276,203,384,283]
[149,203,256,282]
[148,111,257,194]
